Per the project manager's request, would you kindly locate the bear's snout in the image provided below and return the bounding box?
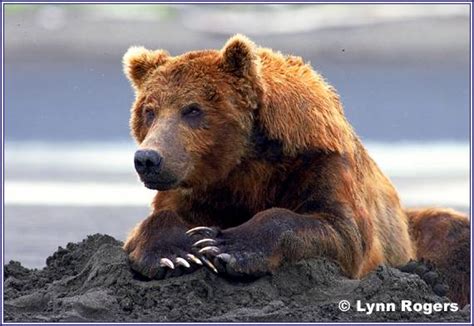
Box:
[134,149,180,190]
[134,149,163,175]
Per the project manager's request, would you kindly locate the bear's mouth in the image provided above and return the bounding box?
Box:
[143,179,178,191]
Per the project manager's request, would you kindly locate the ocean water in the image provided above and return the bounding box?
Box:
[5,140,470,207]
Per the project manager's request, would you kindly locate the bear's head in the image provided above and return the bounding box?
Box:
[123,35,264,190]
[123,35,354,191]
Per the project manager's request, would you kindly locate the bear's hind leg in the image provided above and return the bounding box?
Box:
[406,208,470,306]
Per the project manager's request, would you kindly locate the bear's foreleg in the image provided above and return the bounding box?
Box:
[188,207,366,278]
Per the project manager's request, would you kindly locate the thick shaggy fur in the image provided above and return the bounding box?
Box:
[123,35,470,305]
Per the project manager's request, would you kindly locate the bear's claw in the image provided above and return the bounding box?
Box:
[186,253,203,265]
[193,238,217,247]
[201,256,219,273]
[159,258,175,269]
[132,254,201,279]
[199,246,221,255]
[186,226,219,237]
[175,257,191,268]
[187,225,272,278]
[187,226,223,273]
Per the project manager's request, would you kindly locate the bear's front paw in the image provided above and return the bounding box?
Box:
[187,226,273,278]
[124,221,203,279]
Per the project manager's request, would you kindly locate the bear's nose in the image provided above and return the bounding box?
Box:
[134,149,163,175]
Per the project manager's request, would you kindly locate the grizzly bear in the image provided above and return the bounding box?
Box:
[122,35,470,305]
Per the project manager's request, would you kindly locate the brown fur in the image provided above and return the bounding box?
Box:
[122,35,470,305]
[406,208,470,306]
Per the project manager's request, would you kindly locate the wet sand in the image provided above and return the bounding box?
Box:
[4,234,470,322]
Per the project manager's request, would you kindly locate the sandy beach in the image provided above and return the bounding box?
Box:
[4,235,470,322]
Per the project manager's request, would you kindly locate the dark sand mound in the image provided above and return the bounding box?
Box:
[4,234,470,322]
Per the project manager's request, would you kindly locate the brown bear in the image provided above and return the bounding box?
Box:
[122,35,470,305]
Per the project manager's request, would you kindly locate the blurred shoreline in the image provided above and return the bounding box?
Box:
[5,4,469,65]
[5,140,470,205]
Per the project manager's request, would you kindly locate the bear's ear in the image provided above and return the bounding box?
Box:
[123,46,169,89]
[221,34,258,77]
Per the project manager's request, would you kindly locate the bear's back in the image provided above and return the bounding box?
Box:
[255,47,354,155]
[257,48,316,82]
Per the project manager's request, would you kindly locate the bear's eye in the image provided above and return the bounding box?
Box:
[143,108,155,126]
[181,104,203,119]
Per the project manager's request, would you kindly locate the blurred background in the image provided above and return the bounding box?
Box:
[4,4,470,268]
